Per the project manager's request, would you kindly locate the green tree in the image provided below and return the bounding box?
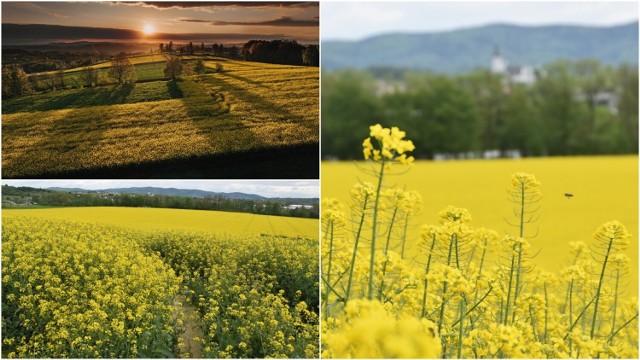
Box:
[617,64,639,152]
[3,64,30,97]
[322,70,382,159]
[194,58,206,75]
[302,45,319,66]
[163,56,183,80]
[80,66,99,87]
[108,52,136,84]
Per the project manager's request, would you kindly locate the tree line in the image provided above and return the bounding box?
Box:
[3,39,319,98]
[1,186,319,219]
[322,59,638,159]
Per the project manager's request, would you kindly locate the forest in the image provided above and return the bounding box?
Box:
[1,186,319,219]
[322,59,638,159]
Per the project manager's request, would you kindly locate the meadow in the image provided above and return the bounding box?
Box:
[321,124,638,358]
[2,56,318,178]
[2,208,319,358]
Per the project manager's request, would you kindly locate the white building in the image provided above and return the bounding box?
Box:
[490,46,536,85]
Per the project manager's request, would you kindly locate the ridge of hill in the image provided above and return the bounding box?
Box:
[323,22,639,73]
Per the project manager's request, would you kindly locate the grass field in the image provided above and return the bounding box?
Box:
[2,208,319,358]
[2,207,318,238]
[2,56,318,178]
[322,155,638,292]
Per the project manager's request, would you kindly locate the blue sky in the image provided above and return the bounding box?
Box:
[322,1,639,41]
[1,180,319,198]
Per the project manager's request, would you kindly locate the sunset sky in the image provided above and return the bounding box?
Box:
[2,2,319,44]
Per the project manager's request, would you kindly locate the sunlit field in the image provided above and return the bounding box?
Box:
[322,146,638,358]
[2,207,318,238]
[322,156,638,291]
[2,57,318,178]
[2,208,319,358]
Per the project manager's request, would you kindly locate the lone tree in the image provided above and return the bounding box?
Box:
[80,66,99,87]
[2,64,30,97]
[108,53,136,84]
[164,56,183,80]
[194,58,206,75]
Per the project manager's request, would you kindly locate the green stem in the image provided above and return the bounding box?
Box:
[590,238,613,338]
[323,222,334,320]
[421,233,437,318]
[607,312,639,343]
[568,279,574,352]
[377,206,398,300]
[345,196,369,303]
[472,240,488,305]
[504,244,516,325]
[367,160,385,300]
[457,299,466,359]
[609,268,620,342]
[564,294,597,341]
[400,215,409,259]
[544,282,549,342]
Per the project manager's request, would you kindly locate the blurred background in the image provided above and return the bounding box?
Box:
[321,1,638,160]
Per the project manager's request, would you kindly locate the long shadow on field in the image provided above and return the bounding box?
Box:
[177,78,267,157]
[2,84,134,114]
[4,142,319,179]
[211,72,317,133]
[2,102,112,178]
[221,71,270,89]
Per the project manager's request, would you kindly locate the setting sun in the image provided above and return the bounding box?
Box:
[143,24,154,35]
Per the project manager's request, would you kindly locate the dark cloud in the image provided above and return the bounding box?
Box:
[2,23,138,42]
[133,2,318,9]
[181,16,318,27]
[1,23,308,44]
[180,19,211,23]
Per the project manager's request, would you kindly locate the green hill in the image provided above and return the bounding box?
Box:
[323,22,638,73]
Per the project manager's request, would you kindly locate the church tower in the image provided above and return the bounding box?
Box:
[491,45,506,74]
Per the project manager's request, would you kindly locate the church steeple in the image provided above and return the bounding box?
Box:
[491,44,506,74]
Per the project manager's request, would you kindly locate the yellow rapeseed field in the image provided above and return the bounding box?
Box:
[322,156,638,293]
[321,124,638,358]
[2,57,318,177]
[2,207,318,238]
[2,209,319,358]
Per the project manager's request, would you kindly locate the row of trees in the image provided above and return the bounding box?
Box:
[1,52,137,97]
[323,59,638,158]
[241,40,318,66]
[2,49,109,73]
[158,40,319,67]
[2,52,223,97]
[159,41,242,59]
[1,186,319,219]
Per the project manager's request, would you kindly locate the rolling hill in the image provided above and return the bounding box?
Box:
[323,22,638,73]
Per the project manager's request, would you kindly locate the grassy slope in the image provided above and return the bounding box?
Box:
[2,206,319,238]
[2,57,319,178]
[322,156,639,293]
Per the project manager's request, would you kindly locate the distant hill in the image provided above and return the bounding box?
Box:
[2,41,154,55]
[47,187,267,200]
[323,22,638,73]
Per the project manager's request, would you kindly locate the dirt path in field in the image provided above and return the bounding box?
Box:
[175,295,204,358]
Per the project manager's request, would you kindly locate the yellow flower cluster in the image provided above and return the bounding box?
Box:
[141,231,319,358]
[2,217,181,358]
[363,124,415,164]
[3,216,319,359]
[322,124,638,359]
[323,299,441,358]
